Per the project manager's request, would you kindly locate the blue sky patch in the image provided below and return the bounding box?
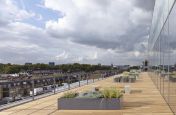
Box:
[15,0,63,28]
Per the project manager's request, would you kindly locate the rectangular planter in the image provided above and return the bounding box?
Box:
[128,77,136,83]
[58,98,123,110]
[169,76,176,82]
[120,77,128,82]
[119,77,136,83]
[114,77,121,82]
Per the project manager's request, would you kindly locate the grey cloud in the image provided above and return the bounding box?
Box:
[0,19,9,27]
[135,0,155,11]
[70,23,150,53]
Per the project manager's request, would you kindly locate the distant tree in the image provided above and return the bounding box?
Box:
[0,63,114,74]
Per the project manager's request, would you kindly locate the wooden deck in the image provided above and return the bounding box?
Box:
[0,72,173,115]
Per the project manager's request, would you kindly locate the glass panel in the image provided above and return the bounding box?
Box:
[149,0,176,113]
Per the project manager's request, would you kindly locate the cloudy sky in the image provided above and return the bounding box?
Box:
[0,0,155,65]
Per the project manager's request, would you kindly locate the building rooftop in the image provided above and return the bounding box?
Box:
[0,72,173,115]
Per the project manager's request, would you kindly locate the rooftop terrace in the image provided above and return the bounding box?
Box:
[0,72,173,115]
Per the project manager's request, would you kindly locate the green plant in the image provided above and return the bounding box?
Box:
[122,71,129,77]
[62,92,78,98]
[101,87,123,98]
[101,88,110,98]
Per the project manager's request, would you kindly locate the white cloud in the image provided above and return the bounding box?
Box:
[45,0,133,37]
[134,51,140,57]
[73,57,83,62]
[56,51,69,60]
[0,41,39,49]
[130,7,151,25]
[87,52,98,60]
[0,0,35,23]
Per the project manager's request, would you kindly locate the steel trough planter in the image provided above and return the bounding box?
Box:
[58,98,123,110]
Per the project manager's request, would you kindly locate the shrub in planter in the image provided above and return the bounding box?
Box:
[101,87,123,98]
[62,92,78,98]
[58,87,123,110]
[123,71,129,76]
